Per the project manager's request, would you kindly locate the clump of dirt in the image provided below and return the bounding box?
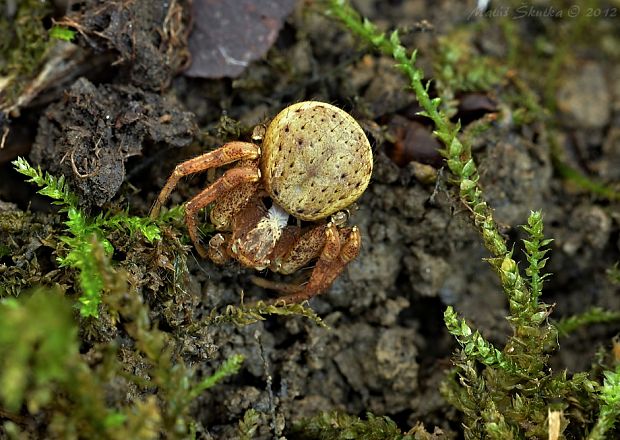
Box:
[30,77,196,207]
[59,0,192,91]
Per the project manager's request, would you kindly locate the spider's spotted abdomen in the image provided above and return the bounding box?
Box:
[261,101,373,221]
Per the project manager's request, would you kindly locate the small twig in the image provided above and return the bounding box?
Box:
[0,125,9,149]
[70,148,99,179]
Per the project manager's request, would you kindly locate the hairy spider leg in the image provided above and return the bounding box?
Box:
[273,224,330,275]
[150,141,260,217]
[185,166,260,258]
[251,224,361,303]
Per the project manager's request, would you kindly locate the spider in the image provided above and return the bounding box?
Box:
[150,101,373,303]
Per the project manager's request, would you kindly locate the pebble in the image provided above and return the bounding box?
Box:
[557,62,610,129]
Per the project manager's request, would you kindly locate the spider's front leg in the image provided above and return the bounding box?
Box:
[206,232,231,264]
[150,141,260,218]
[185,165,261,258]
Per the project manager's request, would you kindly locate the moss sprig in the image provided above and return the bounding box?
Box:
[189,354,244,400]
[292,411,414,440]
[444,306,521,376]
[237,409,261,440]
[588,366,620,440]
[607,263,620,285]
[195,300,327,330]
[0,289,78,412]
[12,157,161,317]
[551,153,620,201]
[555,307,620,336]
[12,156,78,207]
[49,26,76,42]
[521,211,552,306]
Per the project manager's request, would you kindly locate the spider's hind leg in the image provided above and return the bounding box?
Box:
[252,223,361,303]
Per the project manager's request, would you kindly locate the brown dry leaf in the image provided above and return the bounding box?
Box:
[186,0,297,78]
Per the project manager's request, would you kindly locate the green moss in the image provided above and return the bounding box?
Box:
[238,409,261,440]
[0,286,164,438]
[293,411,413,440]
[608,263,620,285]
[550,147,620,201]
[589,366,620,439]
[49,26,76,42]
[0,264,245,438]
[195,299,327,330]
[12,157,163,317]
[0,289,77,412]
[555,307,620,336]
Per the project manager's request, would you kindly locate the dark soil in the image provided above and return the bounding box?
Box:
[1,0,619,438]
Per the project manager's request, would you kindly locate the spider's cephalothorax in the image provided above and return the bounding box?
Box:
[150,101,373,303]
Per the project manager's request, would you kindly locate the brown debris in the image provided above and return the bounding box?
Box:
[58,0,192,91]
[385,115,443,168]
